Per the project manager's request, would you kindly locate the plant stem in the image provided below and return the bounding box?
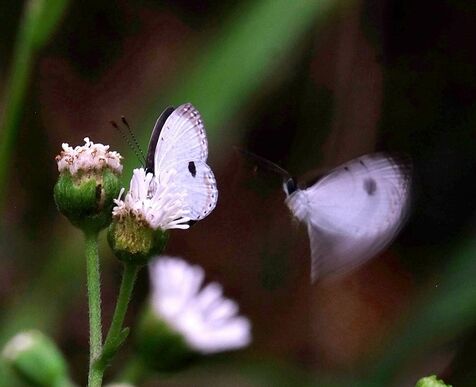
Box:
[95,263,140,376]
[106,263,139,346]
[84,231,103,387]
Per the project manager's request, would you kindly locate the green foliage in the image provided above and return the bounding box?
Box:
[0,0,70,212]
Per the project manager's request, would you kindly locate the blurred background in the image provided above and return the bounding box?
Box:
[1,0,476,385]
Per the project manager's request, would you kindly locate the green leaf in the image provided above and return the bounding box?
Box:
[0,0,70,211]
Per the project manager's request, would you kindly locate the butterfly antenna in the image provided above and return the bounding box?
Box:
[235,147,292,180]
[110,120,145,167]
[121,116,147,165]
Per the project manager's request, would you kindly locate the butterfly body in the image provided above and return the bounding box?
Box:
[147,103,218,222]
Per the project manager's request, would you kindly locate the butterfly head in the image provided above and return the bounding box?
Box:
[283,177,298,196]
[284,188,308,222]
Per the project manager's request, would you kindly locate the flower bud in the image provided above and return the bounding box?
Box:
[415,375,452,387]
[2,331,73,387]
[54,138,122,233]
[108,215,168,265]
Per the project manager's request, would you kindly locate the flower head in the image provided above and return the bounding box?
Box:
[112,168,191,231]
[54,138,122,232]
[148,256,252,355]
[56,137,123,176]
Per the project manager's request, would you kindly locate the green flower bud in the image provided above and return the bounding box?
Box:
[108,215,168,265]
[54,138,123,233]
[415,375,452,387]
[2,331,74,387]
[54,169,121,232]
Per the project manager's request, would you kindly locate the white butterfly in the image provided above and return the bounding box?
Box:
[146,103,218,222]
[242,151,411,281]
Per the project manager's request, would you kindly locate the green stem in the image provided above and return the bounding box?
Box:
[84,231,103,387]
[95,263,140,375]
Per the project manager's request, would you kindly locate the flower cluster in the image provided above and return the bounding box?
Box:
[54,137,123,232]
[149,256,251,354]
[56,137,123,176]
[112,168,191,231]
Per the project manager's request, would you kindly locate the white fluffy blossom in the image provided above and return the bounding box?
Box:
[112,168,192,230]
[55,137,123,175]
[149,256,252,354]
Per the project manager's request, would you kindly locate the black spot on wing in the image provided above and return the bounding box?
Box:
[188,161,197,177]
[363,178,377,195]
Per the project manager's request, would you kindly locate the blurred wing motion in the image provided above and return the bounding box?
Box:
[147,103,218,220]
[285,153,412,281]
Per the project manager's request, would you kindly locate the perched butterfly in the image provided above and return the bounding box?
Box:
[146,103,218,222]
[241,150,412,281]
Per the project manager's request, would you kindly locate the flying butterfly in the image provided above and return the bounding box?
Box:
[241,150,412,281]
[145,103,218,221]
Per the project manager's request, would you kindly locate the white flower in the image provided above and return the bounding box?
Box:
[112,168,192,230]
[55,137,123,175]
[149,256,252,354]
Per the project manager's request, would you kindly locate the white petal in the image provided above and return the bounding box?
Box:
[148,256,252,354]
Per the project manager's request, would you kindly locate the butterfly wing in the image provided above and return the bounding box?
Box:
[153,103,218,220]
[288,153,411,280]
[146,106,175,173]
[171,160,218,220]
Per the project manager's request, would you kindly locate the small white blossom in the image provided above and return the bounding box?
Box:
[112,168,192,230]
[149,256,252,354]
[55,137,123,175]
